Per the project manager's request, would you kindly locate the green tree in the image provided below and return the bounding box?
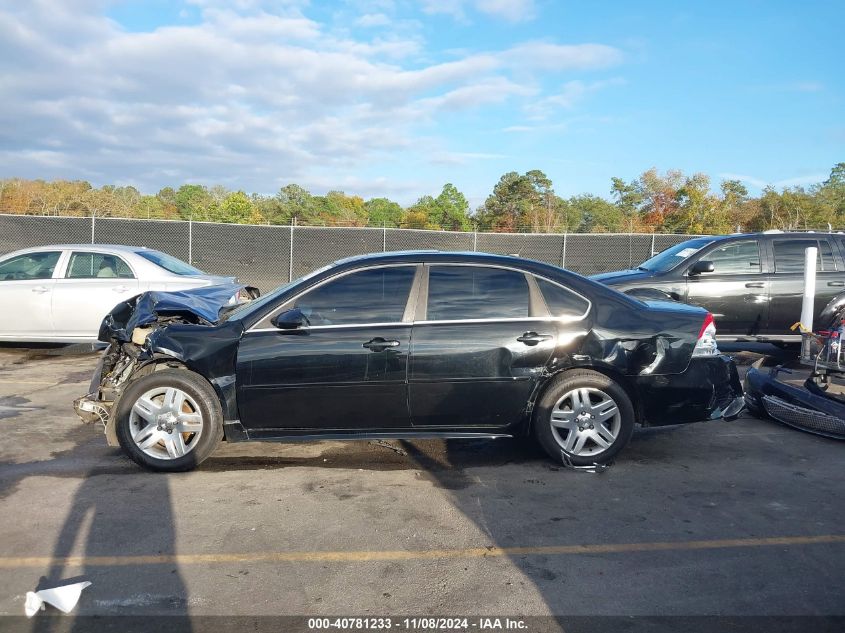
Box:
[570,194,622,232]
[219,191,256,224]
[365,197,404,227]
[431,183,471,230]
[478,170,554,232]
[404,195,438,229]
[174,184,213,220]
[276,184,318,223]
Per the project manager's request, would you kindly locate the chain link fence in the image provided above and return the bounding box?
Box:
[0,214,700,292]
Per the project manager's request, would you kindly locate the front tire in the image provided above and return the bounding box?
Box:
[115,369,223,472]
[533,370,635,466]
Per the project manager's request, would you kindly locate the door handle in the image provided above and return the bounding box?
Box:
[112,285,130,292]
[362,337,400,351]
[828,281,845,287]
[516,332,554,346]
[31,286,50,294]
[744,282,765,288]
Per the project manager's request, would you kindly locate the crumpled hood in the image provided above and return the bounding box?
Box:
[590,269,654,285]
[99,283,250,343]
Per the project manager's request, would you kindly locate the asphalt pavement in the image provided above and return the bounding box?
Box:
[0,344,842,631]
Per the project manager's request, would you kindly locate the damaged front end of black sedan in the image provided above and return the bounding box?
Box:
[73,284,256,446]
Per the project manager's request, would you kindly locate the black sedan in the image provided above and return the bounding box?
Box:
[75,251,743,472]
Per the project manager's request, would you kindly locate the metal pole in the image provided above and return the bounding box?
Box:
[188,215,193,264]
[650,232,656,257]
[289,217,296,282]
[473,229,478,252]
[561,231,567,269]
[382,223,386,252]
[799,246,818,332]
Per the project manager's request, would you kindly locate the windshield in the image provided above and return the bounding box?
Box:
[636,238,716,273]
[136,250,205,276]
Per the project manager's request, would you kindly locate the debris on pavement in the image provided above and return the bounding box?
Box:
[24,580,92,617]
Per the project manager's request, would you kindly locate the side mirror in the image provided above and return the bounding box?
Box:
[271,307,310,330]
[689,260,715,275]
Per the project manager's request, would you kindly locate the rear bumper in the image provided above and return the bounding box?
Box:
[634,355,744,426]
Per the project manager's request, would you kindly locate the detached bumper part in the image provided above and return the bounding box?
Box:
[744,366,845,440]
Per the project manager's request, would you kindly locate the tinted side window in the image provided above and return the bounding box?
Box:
[66,252,135,279]
[0,251,61,280]
[427,266,529,321]
[773,239,837,273]
[703,241,761,274]
[536,278,589,317]
[293,267,415,326]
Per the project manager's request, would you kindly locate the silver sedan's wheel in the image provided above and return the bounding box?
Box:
[129,386,204,460]
[550,387,622,457]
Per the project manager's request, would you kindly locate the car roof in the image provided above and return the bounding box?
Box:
[13,244,150,252]
[708,231,844,241]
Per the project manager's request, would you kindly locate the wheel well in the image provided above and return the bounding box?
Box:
[529,365,643,431]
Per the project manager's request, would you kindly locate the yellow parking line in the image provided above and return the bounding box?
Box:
[0,534,842,569]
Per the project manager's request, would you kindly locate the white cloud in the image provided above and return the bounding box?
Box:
[421,0,536,23]
[525,78,626,119]
[475,0,535,22]
[355,13,391,27]
[501,43,624,71]
[0,2,625,197]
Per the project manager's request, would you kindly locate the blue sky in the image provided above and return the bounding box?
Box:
[1,0,842,206]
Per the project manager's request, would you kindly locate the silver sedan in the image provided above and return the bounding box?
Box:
[0,244,242,342]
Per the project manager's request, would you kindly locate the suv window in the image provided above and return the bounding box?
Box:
[536,278,589,317]
[0,251,62,280]
[426,266,529,321]
[292,266,415,326]
[66,252,135,279]
[702,240,761,274]
[773,239,838,273]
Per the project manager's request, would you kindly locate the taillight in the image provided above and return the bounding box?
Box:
[693,312,719,357]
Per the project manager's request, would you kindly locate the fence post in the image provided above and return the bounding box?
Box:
[473,227,478,252]
[289,217,296,282]
[90,213,95,244]
[188,217,193,264]
[561,231,567,269]
[382,223,387,252]
[650,232,656,257]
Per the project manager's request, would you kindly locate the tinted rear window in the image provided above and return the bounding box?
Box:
[536,278,589,317]
[773,239,838,272]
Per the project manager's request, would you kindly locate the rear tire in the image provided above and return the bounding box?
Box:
[533,370,635,466]
[115,369,223,472]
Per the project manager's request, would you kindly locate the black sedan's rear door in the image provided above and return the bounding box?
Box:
[408,265,558,429]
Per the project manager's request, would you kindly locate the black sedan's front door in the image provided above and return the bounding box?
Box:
[409,265,557,429]
[236,265,418,432]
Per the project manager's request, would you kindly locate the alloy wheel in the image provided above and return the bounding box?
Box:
[550,387,621,457]
[128,386,204,460]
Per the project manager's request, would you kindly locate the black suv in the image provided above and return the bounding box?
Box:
[592,232,845,343]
